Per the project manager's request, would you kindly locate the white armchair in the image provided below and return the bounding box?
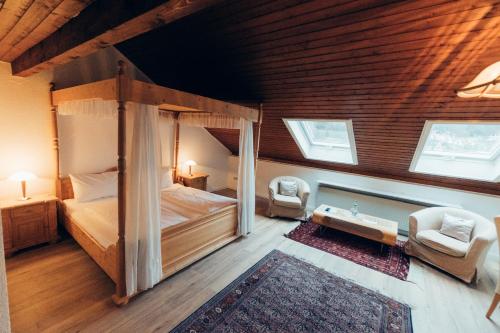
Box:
[268,176,310,220]
[486,216,500,318]
[405,207,496,283]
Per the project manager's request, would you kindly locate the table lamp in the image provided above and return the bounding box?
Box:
[9,171,37,200]
[186,160,197,176]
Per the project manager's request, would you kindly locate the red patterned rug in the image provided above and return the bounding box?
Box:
[286,221,410,280]
[172,250,412,333]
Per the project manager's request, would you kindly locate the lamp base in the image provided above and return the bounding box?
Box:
[18,180,31,201]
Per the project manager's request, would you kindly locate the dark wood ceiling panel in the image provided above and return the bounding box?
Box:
[117,0,500,195]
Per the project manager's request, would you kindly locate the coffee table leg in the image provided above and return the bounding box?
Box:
[380,244,385,255]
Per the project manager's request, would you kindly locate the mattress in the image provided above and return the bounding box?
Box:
[63,184,237,249]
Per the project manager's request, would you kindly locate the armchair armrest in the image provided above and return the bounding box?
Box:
[297,181,311,209]
[409,207,446,237]
[465,228,496,260]
[268,180,278,200]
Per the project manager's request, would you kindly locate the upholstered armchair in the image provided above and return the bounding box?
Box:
[405,207,496,283]
[268,176,310,220]
[486,216,500,318]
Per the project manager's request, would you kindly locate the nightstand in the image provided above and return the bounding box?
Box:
[1,195,58,257]
[179,173,209,191]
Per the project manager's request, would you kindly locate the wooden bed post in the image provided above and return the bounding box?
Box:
[49,82,61,197]
[172,112,180,181]
[254,103,263,174]
[112,60,129,306]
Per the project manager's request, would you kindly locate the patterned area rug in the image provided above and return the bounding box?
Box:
[286,221,410,280]
[172,250,412,333]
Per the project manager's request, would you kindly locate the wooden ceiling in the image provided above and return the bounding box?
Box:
[0,0,93,63]
[3,0,226,76]
[117,0,500,195]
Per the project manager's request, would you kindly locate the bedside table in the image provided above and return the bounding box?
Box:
[179,173,209,191]
[1,195,58,257]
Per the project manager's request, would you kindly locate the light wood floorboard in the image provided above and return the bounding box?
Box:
[6,195,500,333]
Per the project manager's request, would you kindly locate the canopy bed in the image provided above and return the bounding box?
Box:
[49,61,262,305]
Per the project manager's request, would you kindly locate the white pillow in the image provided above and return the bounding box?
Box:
[70,171,118,202]
[279,180,298,197]
[160,167,174,189]
[439,213,475,243]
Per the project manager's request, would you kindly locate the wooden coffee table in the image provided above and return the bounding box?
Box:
[312,204,398,246]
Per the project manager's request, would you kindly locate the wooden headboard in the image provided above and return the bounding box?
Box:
[57,167,118,201]
[57,177,74,201]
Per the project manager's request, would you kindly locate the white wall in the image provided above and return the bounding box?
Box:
[58,115,118,175]
[0,62,54,200]
[178,125,231,191]
[229,156,500,242]
[58,114,232,191]
[317,187,426,235]
[229,157,500,220]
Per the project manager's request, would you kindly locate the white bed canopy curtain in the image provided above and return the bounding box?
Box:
[124,103,163,295]
[178,112,241,129]
[57,98,118,117]
[237,118,255,235]
[57,100,164,296]
[166,111,255,234]
[159,109,255,235]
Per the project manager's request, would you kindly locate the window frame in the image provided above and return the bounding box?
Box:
[283,118,358,165]
[409,120,500,182]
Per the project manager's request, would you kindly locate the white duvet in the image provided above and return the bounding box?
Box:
[64,184,236,249]
[161,184,237,214]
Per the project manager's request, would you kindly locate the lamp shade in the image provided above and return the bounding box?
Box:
[185,160,197,166]
[8,171,37,182]
[457,61,500,98]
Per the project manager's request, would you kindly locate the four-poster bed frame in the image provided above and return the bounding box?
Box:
[50,61,262,305]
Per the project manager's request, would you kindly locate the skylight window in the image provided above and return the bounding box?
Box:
[410,121,500,182]
[283,119,357,164]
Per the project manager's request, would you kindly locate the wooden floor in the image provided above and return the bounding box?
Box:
[6,193,500,333]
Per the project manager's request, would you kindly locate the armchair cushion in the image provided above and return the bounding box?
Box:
[279,180,298,197]
[416,230,469,257]
[439,213,475,243]
[273,194,302,208]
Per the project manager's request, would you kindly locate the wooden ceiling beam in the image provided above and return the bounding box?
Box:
[11,0,224,77]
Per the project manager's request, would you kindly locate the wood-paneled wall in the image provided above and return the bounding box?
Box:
[118,0,500,195]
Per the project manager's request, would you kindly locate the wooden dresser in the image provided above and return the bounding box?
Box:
[1,195,58,257]
[179,173,209,191]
